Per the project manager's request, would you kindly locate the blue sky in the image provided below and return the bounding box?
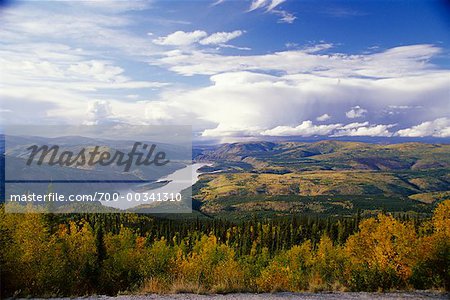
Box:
[1,0,449,141]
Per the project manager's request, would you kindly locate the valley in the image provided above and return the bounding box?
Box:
[192,141,450,218]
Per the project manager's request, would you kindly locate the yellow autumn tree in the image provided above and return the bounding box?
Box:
[412,200,450,290]
[54,220,97,295]
[100,226,142,294]
[345,214,417,290]
[176,234,244,293]
[257,240,313,292]
[0,205,57,296]
[311,235,346,291]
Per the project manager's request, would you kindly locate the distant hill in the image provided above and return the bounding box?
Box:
[195,141,450,171]
[2,134,188,211]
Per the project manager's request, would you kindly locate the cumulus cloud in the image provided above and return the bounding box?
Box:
[316,113,331,121]
[2,0,448,140]
[145,101,178,124]
[202,125,261,137]
[261,121,395,137]
[261,121,342,136]
[84,100,118,125]
[83,100,150,126]
[199,30,243,45]
[346,106,368,119]
[153,30,208,46]
[143,64,449,138]
[396,118,450,137]
[153,30,245,48]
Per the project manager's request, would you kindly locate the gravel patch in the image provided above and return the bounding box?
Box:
[30,291,449,300]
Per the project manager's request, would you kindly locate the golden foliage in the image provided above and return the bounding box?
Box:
[1,200,449,296]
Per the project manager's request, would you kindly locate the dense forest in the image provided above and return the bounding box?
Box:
[1,201,449,297]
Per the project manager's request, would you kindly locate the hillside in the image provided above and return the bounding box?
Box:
[193,141,450,218]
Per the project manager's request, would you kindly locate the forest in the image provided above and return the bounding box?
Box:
[0,201,449,297]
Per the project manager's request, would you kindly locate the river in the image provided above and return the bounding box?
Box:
[100,163,210,210]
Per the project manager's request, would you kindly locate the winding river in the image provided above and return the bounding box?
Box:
[101,163,210,210]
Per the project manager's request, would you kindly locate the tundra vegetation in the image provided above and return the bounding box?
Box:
[192,141,450,218]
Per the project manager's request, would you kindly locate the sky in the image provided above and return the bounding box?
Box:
[1,0,450,142]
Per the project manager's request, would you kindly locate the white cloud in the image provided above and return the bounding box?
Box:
[202,125,262,137]
[219,44,252,51]
[154,44,441,77]
[153,30,246,49]
[285,42,298,48]
[83,100,130,125]
[273,9,296,23]
[140,64,449,138]
[1,2,448,139]
[316,114,331,121]
[261,121,342,136]
[248,0,295,23]
[8,42,442,136]
[249,0,286,12]
[346,106,368,119]
[0,42,167,125]
[338,122,369,130]
[0,2,172,126]
[199,30,244,45]
[261,121,395,137]
[249,0,268,11]
[0,3,157,57]
[68,60,125,83]
[1,46,167,92]
[153,30,208,46]
[267,0,287,11]
[302,43,333,53]
[396,118,450,137]
[333,124,394,137]
[212,0,226,6]
[85,100,112,122]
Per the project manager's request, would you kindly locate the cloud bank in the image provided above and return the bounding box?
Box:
[146,43,449,139]
[1,1,449,141]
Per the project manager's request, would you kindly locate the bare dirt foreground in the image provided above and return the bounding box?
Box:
[32,292,449,300]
